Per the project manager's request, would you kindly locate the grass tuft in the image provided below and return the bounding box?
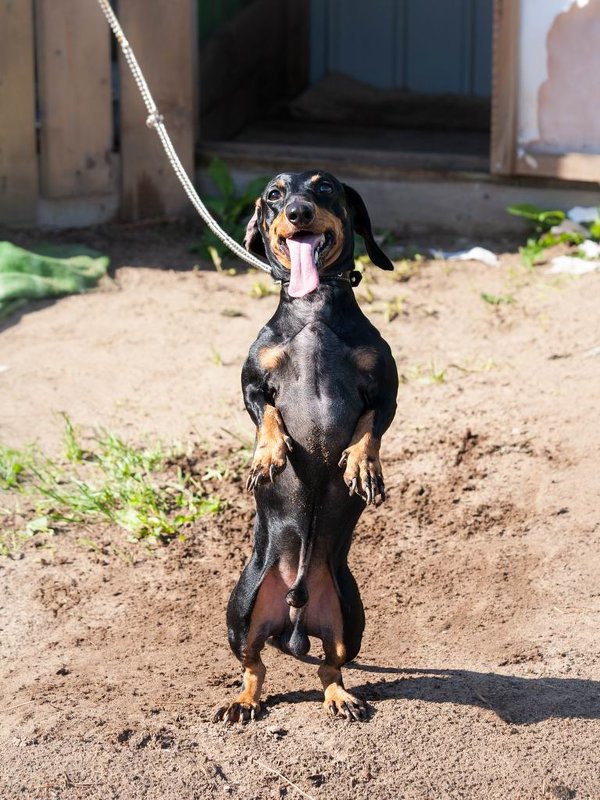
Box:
[0,417,224,556]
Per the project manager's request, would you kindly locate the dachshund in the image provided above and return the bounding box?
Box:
[214,170,398,723]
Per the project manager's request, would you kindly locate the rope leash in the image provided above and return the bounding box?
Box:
[95,0,272,274]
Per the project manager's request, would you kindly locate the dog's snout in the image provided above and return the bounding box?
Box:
[285,200,314,227]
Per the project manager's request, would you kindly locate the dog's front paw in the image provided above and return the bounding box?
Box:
[246,434,292,491]
[338,446,385,505]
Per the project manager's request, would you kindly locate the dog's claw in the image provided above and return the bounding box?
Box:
[338,451,348,468]
[213,700,261,725]
[323,689,368,722]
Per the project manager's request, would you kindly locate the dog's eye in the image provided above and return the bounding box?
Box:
[318,181,333,195]
[267,188,282,201]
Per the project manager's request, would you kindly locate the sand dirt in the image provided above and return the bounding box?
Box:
[1,224,599,799]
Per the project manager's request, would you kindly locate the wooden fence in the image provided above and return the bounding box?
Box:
[0,0,197,227]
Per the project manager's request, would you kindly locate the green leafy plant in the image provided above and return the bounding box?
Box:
[507,203,600,268]
[192,159,268,267]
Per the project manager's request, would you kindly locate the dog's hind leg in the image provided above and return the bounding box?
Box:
[213,559,288,723]
[309,563,368,722]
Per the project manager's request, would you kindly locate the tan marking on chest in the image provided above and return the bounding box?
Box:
[353,346,379,372]
[258,345,287,371]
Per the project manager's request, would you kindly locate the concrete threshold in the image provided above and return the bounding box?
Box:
[197,141,600,239]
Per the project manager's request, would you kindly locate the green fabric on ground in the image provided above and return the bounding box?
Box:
[0,242,109,321]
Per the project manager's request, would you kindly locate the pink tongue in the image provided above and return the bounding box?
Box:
[287,234,321,297]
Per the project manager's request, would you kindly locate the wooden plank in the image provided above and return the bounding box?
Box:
[490,0,520,175]
[516,151,600,183]
[119,0,196,220]
[0,0,38,224]
[35,0,113,199]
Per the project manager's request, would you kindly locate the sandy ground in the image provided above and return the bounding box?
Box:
[1,225,599,800]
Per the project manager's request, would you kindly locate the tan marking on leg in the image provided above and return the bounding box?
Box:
[258,345,286,372]
[247,405,292,491]
[318,643,366,722]
[214,567,289,724]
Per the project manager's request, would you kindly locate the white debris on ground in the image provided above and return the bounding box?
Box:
[433,246,500,267]
[548,239,600,274]
[567,206,600,224]
[550,220,589,237]
[579,240,600,259]
[549,256,600,275]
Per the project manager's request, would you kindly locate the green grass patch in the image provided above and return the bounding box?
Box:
[0,417,224,556]
[480,292,516,306]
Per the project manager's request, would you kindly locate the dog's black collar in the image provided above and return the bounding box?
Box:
[274,270,362,288]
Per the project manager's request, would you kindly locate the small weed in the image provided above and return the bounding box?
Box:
[221,308,245,318]
[0,418,224,555]
[383,296,406,322]
[481,292,516,306]
[427,361,447,384]
[356,283,376,304]
[61,413,85,462]
[0,444,32,489]
[209,346,224,366]
[392,258,422,282]
[250,281,278,299]
[406,361,447,385]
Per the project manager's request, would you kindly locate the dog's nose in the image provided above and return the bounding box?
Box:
[285,200,314,226]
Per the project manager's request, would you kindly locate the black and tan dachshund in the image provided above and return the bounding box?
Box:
[214,171,398,723]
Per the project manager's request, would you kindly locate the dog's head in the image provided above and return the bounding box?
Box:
[244,171,393,297]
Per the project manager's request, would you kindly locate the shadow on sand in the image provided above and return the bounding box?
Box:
[267,662,600,725]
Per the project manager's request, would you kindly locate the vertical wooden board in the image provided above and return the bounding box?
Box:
[36,0,113,199]
[490,0,520,174]
[0,0,38,224]
[119,0,196,220]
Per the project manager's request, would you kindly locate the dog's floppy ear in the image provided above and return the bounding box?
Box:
[343,184,394,271]
[244,199,266,257]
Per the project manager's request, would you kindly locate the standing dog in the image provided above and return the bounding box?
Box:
[214,171,398,722]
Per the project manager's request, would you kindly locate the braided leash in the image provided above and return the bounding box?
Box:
[95,0,272,274]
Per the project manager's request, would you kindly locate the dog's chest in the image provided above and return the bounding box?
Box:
[274,322,364,456]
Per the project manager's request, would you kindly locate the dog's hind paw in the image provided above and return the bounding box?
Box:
[323,687,368,722]
[213,699,262,724]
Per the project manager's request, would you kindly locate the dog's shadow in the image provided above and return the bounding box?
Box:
[268,663,600,725]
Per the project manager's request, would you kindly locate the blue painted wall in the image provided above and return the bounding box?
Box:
[310,0,493,96]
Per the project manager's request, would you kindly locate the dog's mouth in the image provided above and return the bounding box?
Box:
[278,231,334,298]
